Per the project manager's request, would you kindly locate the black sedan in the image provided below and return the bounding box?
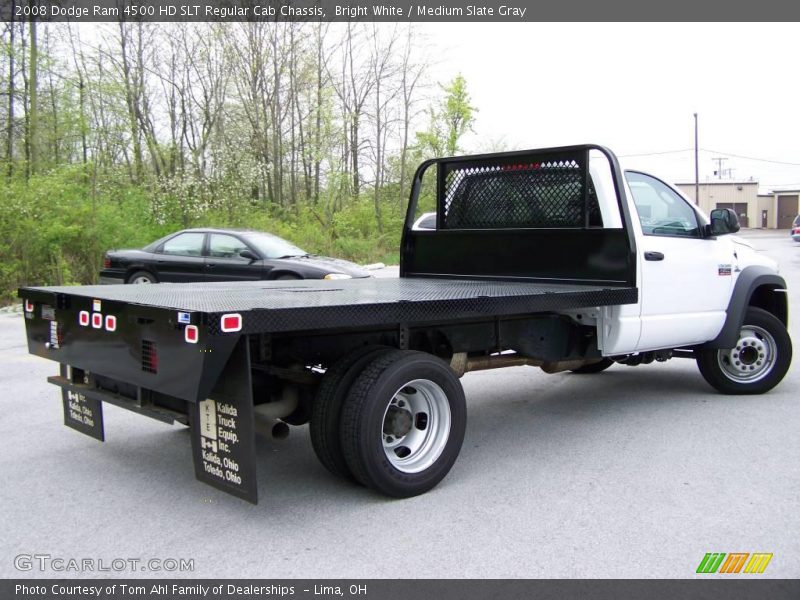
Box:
[99,228,371,284]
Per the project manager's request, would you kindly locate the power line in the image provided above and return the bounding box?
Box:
[618,148,693,158]
[619,147,800,168]
[701,149,800,167]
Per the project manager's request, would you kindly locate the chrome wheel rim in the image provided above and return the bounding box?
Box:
[717,325,777,383]
[132,276,152,284]
[381,379,451,474]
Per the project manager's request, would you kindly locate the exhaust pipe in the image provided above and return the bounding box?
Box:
[253,385,299,439]
[254,418,290,440]
[450,352,542,377]
[450,352,607,377]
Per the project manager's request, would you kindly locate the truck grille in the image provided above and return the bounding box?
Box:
[141,339,158,374]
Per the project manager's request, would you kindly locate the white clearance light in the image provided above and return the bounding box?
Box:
[79,311,90,326]
[220,313,242,333]
[24,300,34,313]
[91,313,103,329]
[185,325,199,344]
[324,273,352,280]
[105,315,117,332]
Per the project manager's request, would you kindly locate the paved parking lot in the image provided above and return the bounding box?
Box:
[1,230,797,579]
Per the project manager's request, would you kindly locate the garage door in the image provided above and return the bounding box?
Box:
[715,203,749,228]
[777,195,799,229]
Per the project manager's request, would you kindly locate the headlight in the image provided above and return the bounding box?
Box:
[323,273,352,280]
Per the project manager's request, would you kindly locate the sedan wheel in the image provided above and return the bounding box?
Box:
[127,271,157,284]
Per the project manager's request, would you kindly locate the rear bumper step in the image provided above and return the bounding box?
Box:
[48,375,187,427]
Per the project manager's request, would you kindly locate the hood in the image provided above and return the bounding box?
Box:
[730,237,779,274]
[278,255,372,278]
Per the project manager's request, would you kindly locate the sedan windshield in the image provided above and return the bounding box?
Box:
[242,232,307,259]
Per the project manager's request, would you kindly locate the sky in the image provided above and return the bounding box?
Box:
[420,22,800,192]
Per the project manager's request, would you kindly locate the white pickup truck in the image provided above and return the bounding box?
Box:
[20,144,792,503]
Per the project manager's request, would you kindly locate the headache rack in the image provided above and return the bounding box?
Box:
[400,144,637,286]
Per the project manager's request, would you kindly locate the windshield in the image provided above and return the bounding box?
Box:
[242,232,306,259]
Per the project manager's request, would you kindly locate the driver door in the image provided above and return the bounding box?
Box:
[626,171,735,351]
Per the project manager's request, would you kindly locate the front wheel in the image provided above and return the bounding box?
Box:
[696,307,792,394]
[339,350,467,498]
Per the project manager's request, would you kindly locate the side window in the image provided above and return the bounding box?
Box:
[208,234,250,259]
[160,232,205,256]
[626,171,702,238]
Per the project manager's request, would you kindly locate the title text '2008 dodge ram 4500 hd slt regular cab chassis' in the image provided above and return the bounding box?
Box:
[20,145,792,504]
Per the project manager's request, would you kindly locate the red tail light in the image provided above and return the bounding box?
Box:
[103,256,111,268]
[221,313,242,333]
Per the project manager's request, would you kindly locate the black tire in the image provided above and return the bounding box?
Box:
[275,274,301,281]
[310,345,393,481]
[696,307,792,395]
[570,358,615,374]
[127,270,158,284]
[340,350,467,498]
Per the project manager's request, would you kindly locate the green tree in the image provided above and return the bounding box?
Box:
[416,74,476,158]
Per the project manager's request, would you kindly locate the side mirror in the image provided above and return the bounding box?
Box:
[239,249,259,262]
[709,208,740,235]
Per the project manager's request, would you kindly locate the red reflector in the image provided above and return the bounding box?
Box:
[103,256,111,268]
[24,300,34,313]
[105,315,117,332]
[91,313,103,328]
[220,313,242,333]
[79,311,90,326]
[142,340,158,373]
[185,325,199,344]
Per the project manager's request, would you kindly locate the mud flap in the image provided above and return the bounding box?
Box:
[60,364,105,441]
[189,337,258,504]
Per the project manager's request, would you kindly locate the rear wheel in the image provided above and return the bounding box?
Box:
[310,345,392,481]
[570,358,614,374]
[127,270,157,284]
[340,351,467,498]
[696,307,792,394]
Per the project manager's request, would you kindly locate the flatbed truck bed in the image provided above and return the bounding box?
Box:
[19,144,791,504]
[22,278,637,333]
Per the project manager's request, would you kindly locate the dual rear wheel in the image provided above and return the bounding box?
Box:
[310,347,466,497]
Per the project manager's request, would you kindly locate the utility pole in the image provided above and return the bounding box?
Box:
[693,113,699,205]
[712,157,728,179]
